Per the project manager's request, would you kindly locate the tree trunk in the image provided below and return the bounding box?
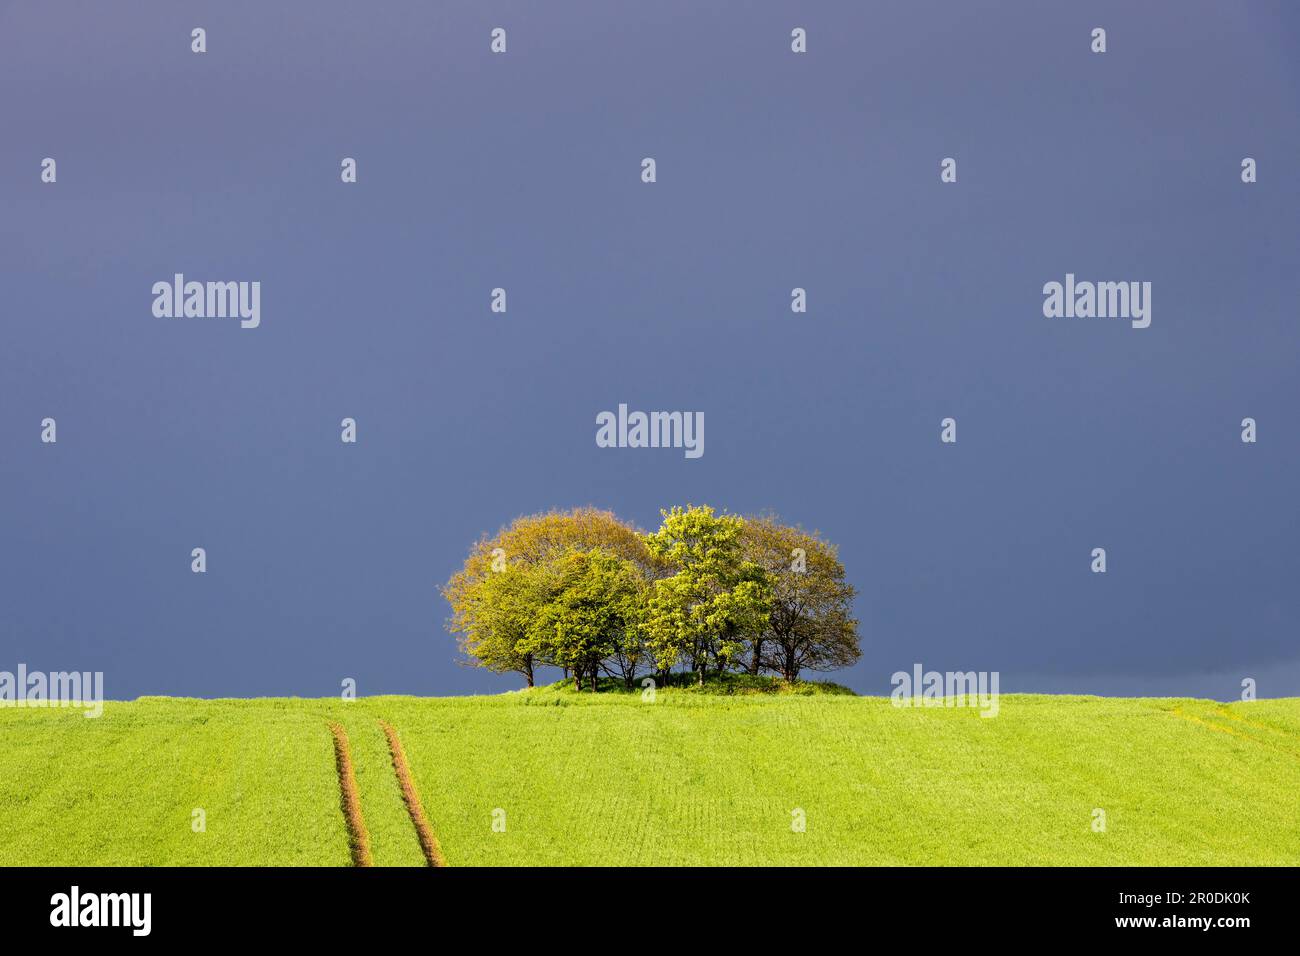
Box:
[783,648,798,683]
[750,639,763,675]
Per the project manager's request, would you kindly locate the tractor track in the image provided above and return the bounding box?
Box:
[1166,704,1300,761]
[329,722,374,867]
[380,720,447,867]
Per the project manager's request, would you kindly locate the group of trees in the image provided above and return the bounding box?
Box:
[443,506,860,690]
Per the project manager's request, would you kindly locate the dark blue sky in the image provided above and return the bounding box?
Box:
[2,1,1297,700]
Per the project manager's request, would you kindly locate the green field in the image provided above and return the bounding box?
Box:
[1,689,1297,866]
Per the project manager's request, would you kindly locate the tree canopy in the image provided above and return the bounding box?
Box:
[442,505,861,690]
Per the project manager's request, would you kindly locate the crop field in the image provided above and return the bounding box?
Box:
[1,690,1297,866]
[0,700,349,865]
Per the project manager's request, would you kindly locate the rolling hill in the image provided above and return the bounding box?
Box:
[1,688,1296,866]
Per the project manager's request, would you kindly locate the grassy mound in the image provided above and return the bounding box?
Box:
[537,672,857,697]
